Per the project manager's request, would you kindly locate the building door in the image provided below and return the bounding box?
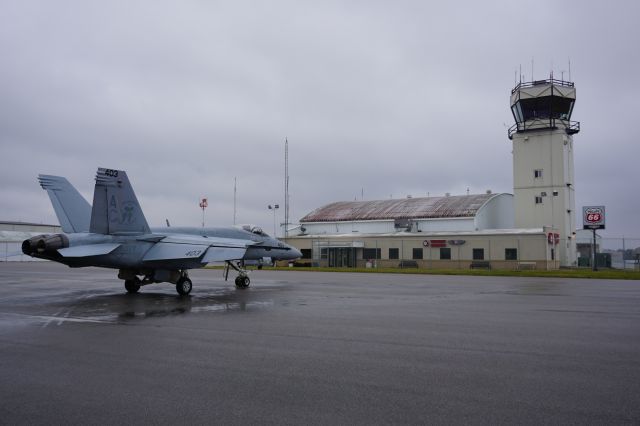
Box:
[328,248,354,267]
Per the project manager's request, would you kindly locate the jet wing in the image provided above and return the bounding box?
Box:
[58,243,121,257]
[156,234,254,248]
[142,243,210,262]
[140,233,253,263]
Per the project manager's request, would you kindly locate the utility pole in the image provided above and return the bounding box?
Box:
[284,138,289,239]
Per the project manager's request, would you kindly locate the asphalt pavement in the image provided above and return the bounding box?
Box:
[1,262,639,425]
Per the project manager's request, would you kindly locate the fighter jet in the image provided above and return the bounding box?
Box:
[22,168,301,295]
[36,173,298,269]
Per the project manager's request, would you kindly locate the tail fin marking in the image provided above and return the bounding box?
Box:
[89,168,151,235]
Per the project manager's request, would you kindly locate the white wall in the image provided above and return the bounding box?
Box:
[475,194,514,230]
[512,129,577,266]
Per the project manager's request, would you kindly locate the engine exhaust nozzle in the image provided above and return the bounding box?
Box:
[22,234,69,257]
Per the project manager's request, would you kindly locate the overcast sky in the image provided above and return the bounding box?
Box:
[1,0,639,240]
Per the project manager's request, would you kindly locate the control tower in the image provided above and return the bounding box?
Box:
[509,78,580,266]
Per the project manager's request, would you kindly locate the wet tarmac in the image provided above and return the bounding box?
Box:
[1,262,639,424]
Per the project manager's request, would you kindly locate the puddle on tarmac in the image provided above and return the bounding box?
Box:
[0,286,279,328]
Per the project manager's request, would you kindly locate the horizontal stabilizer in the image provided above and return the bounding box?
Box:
[142,243,209,262]
[202,247,247,263]
[58,243,121,257]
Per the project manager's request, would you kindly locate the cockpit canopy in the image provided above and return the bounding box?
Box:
[236,224,269,237]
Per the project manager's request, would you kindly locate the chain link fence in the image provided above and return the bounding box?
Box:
[0,240,34,262]
[587,237,640,270]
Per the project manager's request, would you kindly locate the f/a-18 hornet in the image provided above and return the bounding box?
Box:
[22,168,301,295]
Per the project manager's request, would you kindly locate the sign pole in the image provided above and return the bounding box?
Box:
[583,205,605,271]
[592,228,597,271]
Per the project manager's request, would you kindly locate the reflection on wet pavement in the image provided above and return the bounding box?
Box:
[0,285,282,327]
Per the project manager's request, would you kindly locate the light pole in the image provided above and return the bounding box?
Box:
[268,204,279,237]
[199,198,208,229]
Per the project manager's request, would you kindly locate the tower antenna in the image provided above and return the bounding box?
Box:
[519,64,522,84]
[568,58,572,81]
[233,177,237,225]
[284,138,289,239]
[531,57,534,81]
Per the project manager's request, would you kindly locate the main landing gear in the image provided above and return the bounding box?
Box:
[124,277,141,294]
[175,272,192,296]
[225,261,250,289]
[119,270,192,296]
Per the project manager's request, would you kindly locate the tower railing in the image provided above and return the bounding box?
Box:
[511,78,574,94]
[508,119,580,139]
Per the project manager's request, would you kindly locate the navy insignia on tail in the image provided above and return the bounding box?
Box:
[90,168,151,235]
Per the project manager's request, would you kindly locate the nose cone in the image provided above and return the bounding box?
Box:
[289,246,302,260]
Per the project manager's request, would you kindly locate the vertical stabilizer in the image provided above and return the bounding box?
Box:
[90,168,151,235]
[38,175,91,233]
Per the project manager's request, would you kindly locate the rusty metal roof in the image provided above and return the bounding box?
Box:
[300,194,497,222]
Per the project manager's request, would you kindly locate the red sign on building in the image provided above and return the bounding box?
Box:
[429,240,447,248]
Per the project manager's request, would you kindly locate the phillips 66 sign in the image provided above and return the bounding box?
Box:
[583,206,606,230]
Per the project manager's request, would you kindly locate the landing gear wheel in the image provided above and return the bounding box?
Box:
[124,278,141,294]
[235,276,250,289]
[176,277,192,296]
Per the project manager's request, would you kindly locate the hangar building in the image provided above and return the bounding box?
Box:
[285,77,580,270]
[286,194,557,270]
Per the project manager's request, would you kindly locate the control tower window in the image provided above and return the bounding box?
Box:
[516,97,574,122]
[534,169,543,179]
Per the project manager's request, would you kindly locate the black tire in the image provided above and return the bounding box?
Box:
[124,278,140,294]
[235,276,250,289]
[176,277,192,296]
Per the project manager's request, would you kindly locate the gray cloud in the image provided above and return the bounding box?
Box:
[1,0,638,238]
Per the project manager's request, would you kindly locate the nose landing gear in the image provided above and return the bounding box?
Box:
[225,261,251,289]
[234,275,250,289]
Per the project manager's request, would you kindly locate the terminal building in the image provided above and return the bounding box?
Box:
[285,78,580,270]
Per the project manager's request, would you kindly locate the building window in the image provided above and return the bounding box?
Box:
[301,249,311,259]
[320,248,328,259]
[540,191,547,197]
[412,248,423,259]
[535,196,543,204]
[440,247,451,260]
[389,248,399,259]
[473,248,484,260]
[553,191,559,196]
[505,248,518,260]
[363,248,381,259]
[534,169,543,179]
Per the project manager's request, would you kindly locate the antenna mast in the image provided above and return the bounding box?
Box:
[284,138,289,239]
[233,177,237,225]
